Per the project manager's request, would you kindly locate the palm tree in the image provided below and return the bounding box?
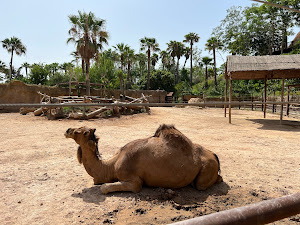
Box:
[21,62,30,78]
[140,37,160,90]
[167,41,185,85]
[183,47,190,68]
[136,53,147,77]
[113,43,129,72]
[183,32,200,86]
[151,53,159,68]
[67,11,109,96]
[124,46,135,87]
[205,37,222,87]
[0,60,9,79]
[2,37,27,81]
[202,56,213,88]
[159,50,171,70]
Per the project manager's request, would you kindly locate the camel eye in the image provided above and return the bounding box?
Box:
[83,131,90,136]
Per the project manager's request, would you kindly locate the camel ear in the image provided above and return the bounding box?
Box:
[91,128,96,134]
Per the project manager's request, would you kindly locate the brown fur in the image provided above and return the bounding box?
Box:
[65,124,222,194]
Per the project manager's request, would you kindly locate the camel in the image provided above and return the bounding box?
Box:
[65,124,223,194]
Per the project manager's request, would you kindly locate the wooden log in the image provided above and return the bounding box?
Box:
[19,107,36,115]
[68,112,85,120]
[46,108,64,120]
[33,107,48,116]
[86,107,110,119]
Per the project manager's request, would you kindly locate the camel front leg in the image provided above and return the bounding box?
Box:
[101,179,142,194]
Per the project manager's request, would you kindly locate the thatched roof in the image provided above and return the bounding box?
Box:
[226,55,300,80]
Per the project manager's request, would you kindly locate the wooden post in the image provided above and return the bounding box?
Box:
[280,78,285,124]
[225,77,228,117]
[264,76,267,118]
[229,78,232,124]
[286,86,290,117]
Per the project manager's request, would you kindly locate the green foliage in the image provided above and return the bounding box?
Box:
[29,63,49,85]
[149,70,175,92]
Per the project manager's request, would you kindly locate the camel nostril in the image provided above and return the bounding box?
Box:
[66,128,71,133]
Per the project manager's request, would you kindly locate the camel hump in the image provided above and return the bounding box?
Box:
[153,124,192,146]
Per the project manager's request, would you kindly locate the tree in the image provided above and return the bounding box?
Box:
[67,11,109,96]
[160,50,172,71]
[167,41,185,85]
[140,37,160,90]
[29,63,49,85]
[0,60,9,81]
[151,53,159,68]
[21,62,30,78]
[183,46,190,68]
[201,56,213,88]
[124,46,135,87]
[183,32,200,86]
[113,43,128,72]
[205,37,223,87]
[2,36,26,81]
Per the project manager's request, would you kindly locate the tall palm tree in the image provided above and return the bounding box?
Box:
[159,50,171,71]
[21,62,30,78]
[67,11,109,96]
[2,37,27,81]
[124,46,135,87]
[0,60,9,79]
[183,32,200,86]
[136,53,147,77]
[113,43,129,72]
[151,53,159,68]
[202,56,213,88]
[183,47,190,68]
[205,36,222,87]
[140,37,160,90]
[167,41,185,85]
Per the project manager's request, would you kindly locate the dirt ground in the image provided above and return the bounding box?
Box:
[0,107,300,225]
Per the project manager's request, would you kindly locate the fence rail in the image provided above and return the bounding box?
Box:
[0,101,300,108]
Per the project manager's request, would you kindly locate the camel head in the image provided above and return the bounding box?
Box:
[65,126,100,161]
[65,126,97,143]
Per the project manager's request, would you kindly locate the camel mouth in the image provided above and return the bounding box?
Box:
[65,128,74,138]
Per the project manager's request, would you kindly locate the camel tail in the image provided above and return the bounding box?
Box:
[214,153,221,175]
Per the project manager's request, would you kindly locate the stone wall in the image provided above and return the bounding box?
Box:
[0,81,167,112]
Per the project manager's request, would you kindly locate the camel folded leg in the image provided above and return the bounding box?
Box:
[101,179,142,194]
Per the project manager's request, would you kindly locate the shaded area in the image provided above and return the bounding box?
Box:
[247,119,300,131]
[71,182,230,206]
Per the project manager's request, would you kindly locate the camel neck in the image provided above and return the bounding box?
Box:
[80,143,116,184]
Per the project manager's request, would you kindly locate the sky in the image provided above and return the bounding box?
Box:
[0,0,299,74]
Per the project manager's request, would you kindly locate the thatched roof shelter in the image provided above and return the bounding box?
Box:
[226,55,300,80]
[225,55,300,124]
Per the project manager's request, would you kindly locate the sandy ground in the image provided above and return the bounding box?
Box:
[0,107,300,225]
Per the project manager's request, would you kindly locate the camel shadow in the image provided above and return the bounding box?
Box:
[72,181,230,206]
[247,119,300,132]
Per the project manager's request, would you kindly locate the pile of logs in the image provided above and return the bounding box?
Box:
[20,92,151,120]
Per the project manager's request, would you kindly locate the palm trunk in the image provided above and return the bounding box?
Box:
[81,58,85,77]
[190,43,193,87]
[205,65,208,88]
[176,58,180,85]
[85,60,91,96]
[213,48,217,87]
[127,61,131,88]
[147,48,151,90]
[9,50,14,81]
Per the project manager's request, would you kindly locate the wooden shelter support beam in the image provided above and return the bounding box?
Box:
[225,77,228,117]
[264,76,267,118]
[229,78,232,124]
[287,86,290,116]
[280,78,285,124]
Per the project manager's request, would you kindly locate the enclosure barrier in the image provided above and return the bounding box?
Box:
[0,101,299,108]
[171,192,300,225]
